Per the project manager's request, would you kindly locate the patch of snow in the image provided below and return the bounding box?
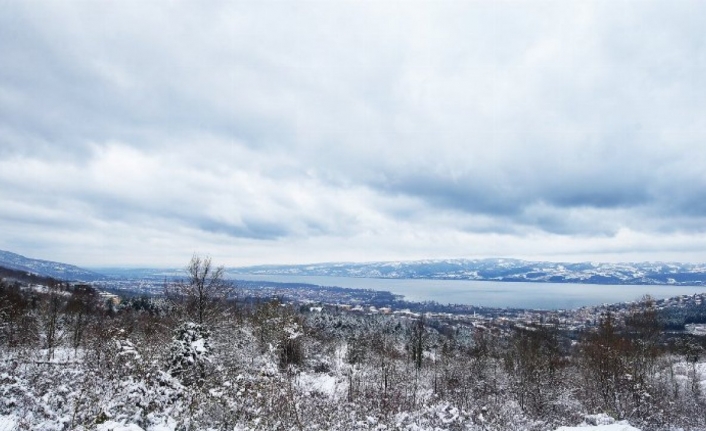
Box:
[0,415,18,431]
[146,421,176,431]
[554,421,641,431]
[296,371,344,399]
[96,421,145,431]
[284,323,303,340]
[685,324,706,336]
[191,338,206,353]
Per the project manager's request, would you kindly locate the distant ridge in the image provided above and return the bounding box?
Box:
[2,249,706,286]
[230,258,706,286]
[0,249,104,281]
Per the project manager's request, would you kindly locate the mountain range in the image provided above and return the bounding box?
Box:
[2,249,706,286]
[0,249,104,281]
[229,259,706,285]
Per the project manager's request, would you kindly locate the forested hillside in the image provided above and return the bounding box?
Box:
[2,258,706,431]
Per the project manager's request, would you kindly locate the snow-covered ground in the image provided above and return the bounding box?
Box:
[0,416,643,431]
[554,414,641,431]
[2,284,705,431]
[555,425,640,431]
[0,415,18,431]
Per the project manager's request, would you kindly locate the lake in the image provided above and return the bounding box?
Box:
[233,274,706,310]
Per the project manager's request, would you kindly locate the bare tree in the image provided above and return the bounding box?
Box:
[505,323,566,419]
[0,279,37,348]
[171,254,232,326]
[65,284,98,354]
[41,282,67,361]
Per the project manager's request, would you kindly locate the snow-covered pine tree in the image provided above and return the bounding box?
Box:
[167,322,211,385]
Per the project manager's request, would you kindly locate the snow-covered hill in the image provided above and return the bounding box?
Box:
[0,249,104,281]
[3,248,706,286]
[230,258,706,285]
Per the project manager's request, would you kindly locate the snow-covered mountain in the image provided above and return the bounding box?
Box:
[0,249,104,281]
[230,258,706,285]
[3,248,705,286]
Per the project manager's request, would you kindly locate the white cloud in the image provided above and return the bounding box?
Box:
[1,0,706,266]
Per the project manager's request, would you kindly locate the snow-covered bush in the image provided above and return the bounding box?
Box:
[167,322,211,386]
[5,283,706,431]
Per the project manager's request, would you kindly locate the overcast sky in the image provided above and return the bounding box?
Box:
[1,1,705,268]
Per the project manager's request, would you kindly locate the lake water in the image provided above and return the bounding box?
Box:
[233,274,706,310]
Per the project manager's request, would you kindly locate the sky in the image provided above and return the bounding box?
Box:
[1,1,706,268]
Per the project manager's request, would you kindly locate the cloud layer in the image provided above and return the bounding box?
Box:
[1,1,706,266]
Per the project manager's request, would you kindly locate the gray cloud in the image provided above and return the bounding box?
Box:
[197,218,289,241]
[1,1,706,266]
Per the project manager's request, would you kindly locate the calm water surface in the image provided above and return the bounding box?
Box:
[234,274,706,310]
